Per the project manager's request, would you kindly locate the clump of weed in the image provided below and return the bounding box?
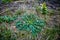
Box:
[0,15,17,23]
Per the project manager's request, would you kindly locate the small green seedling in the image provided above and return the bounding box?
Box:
[41,2,48,14]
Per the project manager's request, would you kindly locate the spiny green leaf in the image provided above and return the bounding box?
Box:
[16,14,46,36]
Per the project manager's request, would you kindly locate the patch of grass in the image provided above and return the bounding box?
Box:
[0,25,17,40]
[41,27,60,40]
[36,6,41,14]
[48,9,55,16]
[15,9,25,15]
[15,14,46,37]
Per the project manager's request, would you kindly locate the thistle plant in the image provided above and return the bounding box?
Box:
[16,14,46,36]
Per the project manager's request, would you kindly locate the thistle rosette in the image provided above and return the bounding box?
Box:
[16,14,46,36]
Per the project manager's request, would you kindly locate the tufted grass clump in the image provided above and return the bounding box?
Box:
[41,28,60,40]
[0,15,17,23]
[16,14,46,36]
[0,26,11,40]
[0,26,17,40]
